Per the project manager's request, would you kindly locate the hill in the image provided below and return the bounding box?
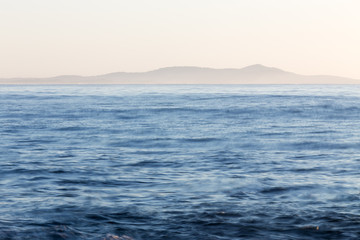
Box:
[1,64,359,84]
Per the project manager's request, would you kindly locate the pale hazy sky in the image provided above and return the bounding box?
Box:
[1,0,359,78]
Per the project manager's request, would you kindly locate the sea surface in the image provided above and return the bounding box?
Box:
[0,85,360,240]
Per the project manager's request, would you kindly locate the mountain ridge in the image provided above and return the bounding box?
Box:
[1,65,359,84]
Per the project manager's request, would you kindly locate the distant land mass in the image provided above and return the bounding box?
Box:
[1,64,359,84]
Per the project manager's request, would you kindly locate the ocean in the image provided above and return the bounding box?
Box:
[0,85,359,240]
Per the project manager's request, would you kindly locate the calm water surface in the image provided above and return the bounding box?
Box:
[0,85,360,239]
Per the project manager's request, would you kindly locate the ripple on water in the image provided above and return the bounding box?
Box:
[1,85,360,240]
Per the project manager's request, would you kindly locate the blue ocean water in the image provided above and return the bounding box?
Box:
[0,85,360,240]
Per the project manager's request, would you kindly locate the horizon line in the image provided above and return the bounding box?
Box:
[1,64,358,80]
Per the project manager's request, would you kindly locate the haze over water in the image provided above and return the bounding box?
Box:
[1,85,360,240]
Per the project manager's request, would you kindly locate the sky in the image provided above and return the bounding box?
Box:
[0,0,360,79]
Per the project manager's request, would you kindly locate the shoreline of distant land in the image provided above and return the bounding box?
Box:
[1,64,359,85]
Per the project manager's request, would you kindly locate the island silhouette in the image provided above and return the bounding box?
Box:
[1,64,359,84]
